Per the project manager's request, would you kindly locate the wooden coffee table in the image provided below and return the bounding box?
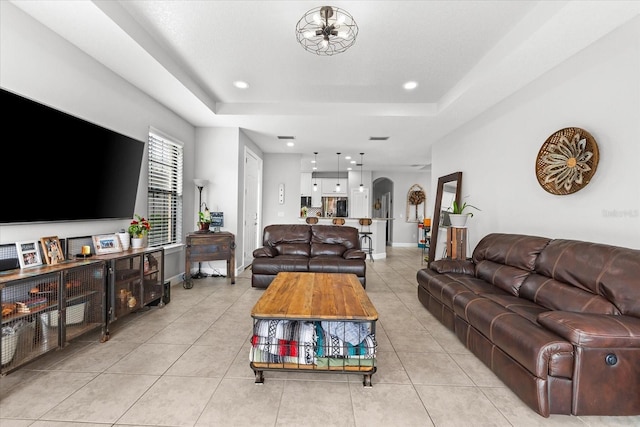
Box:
[250,272,378,386]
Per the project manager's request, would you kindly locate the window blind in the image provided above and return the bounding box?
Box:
[148,131,183,247]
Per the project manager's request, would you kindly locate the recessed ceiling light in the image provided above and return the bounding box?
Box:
[403,81,418,90]
[233,81,249,89]
[287,142,294,147]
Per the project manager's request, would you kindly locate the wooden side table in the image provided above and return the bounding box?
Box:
[447,227,467,260]
[184,231,235,288]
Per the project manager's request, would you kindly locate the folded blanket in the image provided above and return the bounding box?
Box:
[320,321,370,345]
[249,343,315,365]
[315,322,376,359]
[253,319,315,344]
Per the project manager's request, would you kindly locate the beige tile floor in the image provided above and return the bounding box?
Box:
[1,246,638,426]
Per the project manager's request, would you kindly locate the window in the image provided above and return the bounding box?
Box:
[147,129,183,247]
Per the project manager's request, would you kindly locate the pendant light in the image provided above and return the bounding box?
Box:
[335,152,341,192]
[359,153,364,192]
[313,152,318,192]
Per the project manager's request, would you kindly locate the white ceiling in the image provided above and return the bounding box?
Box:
[9,1,640,172]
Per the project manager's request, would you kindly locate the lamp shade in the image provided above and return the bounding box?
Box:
[194,178,209,188]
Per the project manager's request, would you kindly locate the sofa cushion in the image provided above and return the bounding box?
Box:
[455,295,574,378]
[263,224,311,247]
[430,259,475,275]
[520,274,620,315]
[311,243,346,257]
[311,225,360,250]
[308,257,366,278]
[481,293,549,324]
[251,255,309,275]
[475,260,531,296]
[535,240,640,317]
[253,246,277,258]
[538,311,640,348]
[472,233,551,271]
[276,243,311,257]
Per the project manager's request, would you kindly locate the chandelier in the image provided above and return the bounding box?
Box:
[295,6,358,56]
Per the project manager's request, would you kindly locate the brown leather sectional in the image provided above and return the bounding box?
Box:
[417,233,640,417]
[251,224,366,288]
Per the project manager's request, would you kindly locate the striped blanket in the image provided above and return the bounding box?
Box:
[250,319,377,365]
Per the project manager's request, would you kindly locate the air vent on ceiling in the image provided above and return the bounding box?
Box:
[277,136,296,140]
[369,136,389,141]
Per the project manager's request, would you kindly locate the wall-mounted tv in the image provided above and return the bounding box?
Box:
[0,88,145,224]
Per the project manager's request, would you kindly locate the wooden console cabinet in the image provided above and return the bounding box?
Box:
[0,261,106,374]
[96,248,164,341]
[447,227,467,260]
[184,232,235,288]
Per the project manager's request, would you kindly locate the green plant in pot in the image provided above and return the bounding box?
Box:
[448,201,481,227]
[198,205,211,231]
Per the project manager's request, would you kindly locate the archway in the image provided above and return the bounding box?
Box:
[372,177,393,245]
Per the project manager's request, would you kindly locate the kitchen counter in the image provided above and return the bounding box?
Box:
[298,217,392,259]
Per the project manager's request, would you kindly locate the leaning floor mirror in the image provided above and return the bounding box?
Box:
[428,172,462,266]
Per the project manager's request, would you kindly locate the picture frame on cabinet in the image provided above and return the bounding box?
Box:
[40,236,64,265]
[92,234,123,254]
[15,240,44,268]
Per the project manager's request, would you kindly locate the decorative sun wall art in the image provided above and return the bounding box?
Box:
[535,127,599,195]
[406,184,426,222]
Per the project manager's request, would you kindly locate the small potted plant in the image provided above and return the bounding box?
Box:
[448,201,481,227]
[128,214,151,248]
[197,205,211,232]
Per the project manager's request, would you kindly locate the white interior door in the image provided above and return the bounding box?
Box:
[243,148,261,268]
[350,188,369,218]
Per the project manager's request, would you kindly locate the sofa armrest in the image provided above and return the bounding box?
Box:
[252,246,278,258]
[430,259,475,275]
[538,311,640,348]
[344,249,366,260]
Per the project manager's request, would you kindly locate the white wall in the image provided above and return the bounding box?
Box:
[0,3,195,281]
[261,154,304,226]
[372,171,431,246]
[431,16,640,251]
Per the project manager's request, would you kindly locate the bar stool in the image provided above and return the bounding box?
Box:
[306,216,318,224]
[332,218,345,225]
[358,218,374,262]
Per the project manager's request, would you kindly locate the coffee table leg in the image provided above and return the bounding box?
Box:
[254,369,264,384]
[363,374,372,387]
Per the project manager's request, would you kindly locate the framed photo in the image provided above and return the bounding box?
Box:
[15,240,44,269]
[40,236,64,265]
[92,234,123,254]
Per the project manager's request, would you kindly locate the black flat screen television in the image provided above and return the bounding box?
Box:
[1,88,145,224]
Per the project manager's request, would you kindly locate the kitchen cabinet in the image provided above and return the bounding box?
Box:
[311,186,322,207]
[321,178,348,196]
[300,173,312,196]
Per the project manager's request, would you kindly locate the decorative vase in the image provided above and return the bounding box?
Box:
[117,232,130,250]
[131,237,144,249]
[448,214,469,227]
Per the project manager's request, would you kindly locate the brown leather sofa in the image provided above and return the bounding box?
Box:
[251,224,366,288]
[417,233,640,417]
